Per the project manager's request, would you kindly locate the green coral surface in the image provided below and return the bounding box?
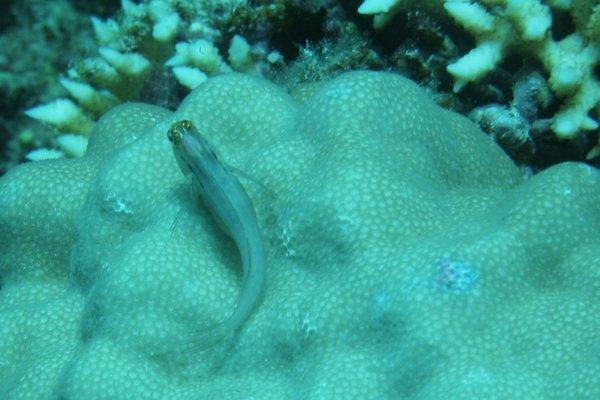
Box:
[0,71,599,399]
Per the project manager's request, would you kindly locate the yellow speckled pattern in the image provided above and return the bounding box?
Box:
[0,71,599,399]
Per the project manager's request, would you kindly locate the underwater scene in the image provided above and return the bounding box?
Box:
[0,1,598,399]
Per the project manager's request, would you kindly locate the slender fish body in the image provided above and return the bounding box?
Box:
[167,120,265,348]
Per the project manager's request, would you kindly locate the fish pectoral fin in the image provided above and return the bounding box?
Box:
[227,163,276,202]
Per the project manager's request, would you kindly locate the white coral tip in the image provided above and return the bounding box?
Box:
[57,134,89,158]
[172,66,207,90]
[99,47,150,76]
[26,148,64,161]
[358,0,398,15]
[26,99,81,128]
[153,13,180,42]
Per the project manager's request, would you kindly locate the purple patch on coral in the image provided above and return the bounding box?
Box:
[435,257,478,292]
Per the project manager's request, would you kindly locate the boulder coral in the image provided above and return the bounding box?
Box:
[1,71,599,399]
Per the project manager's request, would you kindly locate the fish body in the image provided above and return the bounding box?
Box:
[168,120,265,347]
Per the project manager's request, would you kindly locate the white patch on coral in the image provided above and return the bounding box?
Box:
[277,219,296,258]
[301,313,317,339]
[104,194,135,215]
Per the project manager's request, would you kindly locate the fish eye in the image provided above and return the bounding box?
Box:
[167,127,181,143]
[168,121,191,143]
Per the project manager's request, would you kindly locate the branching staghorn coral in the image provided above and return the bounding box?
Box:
[444,1,599,140]
[22,0,284,161]
[359,0,600,156]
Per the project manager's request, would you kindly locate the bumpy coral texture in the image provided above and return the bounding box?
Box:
[1,71,599,399]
